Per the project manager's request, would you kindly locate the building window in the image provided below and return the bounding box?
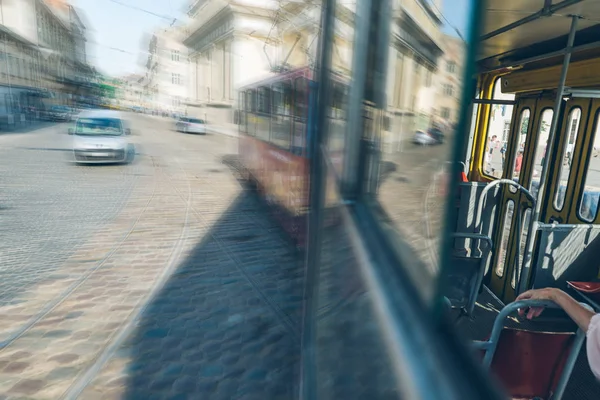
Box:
[447,61,456,73]
[441,107,450,119]
[443,84,454,96]
[425,69,432,87]
[172,73,181,85]
[502,121,510,141]
[171,50,180,61]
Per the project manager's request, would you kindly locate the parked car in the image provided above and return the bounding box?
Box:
[46,105,72,122]
[175,117,206,134]
[69,110,135,164]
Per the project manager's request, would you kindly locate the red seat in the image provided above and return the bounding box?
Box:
[487,328,575,399]
[567,281,600,308]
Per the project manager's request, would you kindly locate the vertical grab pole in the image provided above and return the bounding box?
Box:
[300,0,336,399]
[519,15,579,295]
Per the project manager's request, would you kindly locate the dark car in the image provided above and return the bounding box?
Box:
[46,106,71,122]
[429,127,445,144]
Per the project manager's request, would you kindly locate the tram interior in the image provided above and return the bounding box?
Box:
[445,1,600,399]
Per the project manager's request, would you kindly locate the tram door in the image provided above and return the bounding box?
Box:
[488,96,538,301]
[487,95,586,301]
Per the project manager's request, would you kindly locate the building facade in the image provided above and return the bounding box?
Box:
[0,0,93,127]
[434,33,465,127]
[183,0,280,126]
[181,0,448,139]
[142,27,190,115]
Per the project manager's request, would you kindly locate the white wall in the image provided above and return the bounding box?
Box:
[2,0,38,45]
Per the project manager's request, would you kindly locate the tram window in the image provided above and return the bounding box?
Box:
[554,108,581,211]
[270,81,292,150]
[327,82,349,160]
[246,89,256,136]
[510,109,530,187]
[292,77,308,154]
[483,78,515,178]
[255,86,271,142]
[512,208,531,289]
[293,77,308,119]
[529,109,553,194]
[579,111,600,222]
[496,200,515,278]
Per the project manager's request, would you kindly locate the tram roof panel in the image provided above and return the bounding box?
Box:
[478,0,600,72]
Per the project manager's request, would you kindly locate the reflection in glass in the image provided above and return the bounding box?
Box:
[579,112,600,222]
[555,108,581,210]
[316,163,400,398]
[361,0,473,302]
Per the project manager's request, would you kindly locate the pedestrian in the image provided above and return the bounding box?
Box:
[514,149,524,176]
[486,135,498,173]
[500,142,507,171]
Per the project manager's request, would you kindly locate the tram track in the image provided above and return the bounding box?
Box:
[63,154,193,399]
[0,157,160,351]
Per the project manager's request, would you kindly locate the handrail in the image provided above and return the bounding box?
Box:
[475,179,535,234]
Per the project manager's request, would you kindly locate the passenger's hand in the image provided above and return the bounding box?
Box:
[515,288,560,320]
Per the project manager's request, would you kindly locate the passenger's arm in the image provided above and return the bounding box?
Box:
[517,288,596,332]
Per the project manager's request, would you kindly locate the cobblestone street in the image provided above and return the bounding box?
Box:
[0,115,304,399]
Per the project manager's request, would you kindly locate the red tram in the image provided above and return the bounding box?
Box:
[238,66,348,247]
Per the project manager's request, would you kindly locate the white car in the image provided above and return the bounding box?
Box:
[176,117,206,134]
[413,130,438,145]
[69,110,135,164]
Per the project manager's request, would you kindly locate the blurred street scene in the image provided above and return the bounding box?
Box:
[0,0,472,399]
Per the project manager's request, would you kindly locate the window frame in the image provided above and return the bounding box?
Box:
[481,77,516,179]
[577,109,600,222]
[553,106,582,212]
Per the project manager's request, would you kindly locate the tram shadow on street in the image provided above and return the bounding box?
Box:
[113,180,305,399]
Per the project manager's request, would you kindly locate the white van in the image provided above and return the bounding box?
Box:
[69,110,135,164]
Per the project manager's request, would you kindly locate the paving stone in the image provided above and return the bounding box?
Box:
[0,118,303,398]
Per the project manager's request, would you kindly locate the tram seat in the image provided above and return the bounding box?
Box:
[444,233,493,317]
[567,281,600,311]
[473,300,591,400]
[532,224,600,290]
[453,182,503,277]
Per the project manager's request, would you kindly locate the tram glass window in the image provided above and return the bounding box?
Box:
[256,86,271,142]
[246,89,256,136]
[579,111,600,222]
[292,77,308,154]
[555,108,581,210]
[530,109,553,195]
[510,109,530,187]
[513,208,531,288]
[316,160,401,398]
[483,79,515,178]
[270,81,292,150]
[354,0,475,301]
[327,82,349,176]
[496,200,515,278]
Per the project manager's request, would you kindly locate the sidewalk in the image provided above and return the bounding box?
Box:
[0,119,62,135]
[205,124,239,138]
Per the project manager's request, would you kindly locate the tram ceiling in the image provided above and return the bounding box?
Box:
[477,0,600,72]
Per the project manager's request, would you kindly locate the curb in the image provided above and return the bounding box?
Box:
[205,126,238,138]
